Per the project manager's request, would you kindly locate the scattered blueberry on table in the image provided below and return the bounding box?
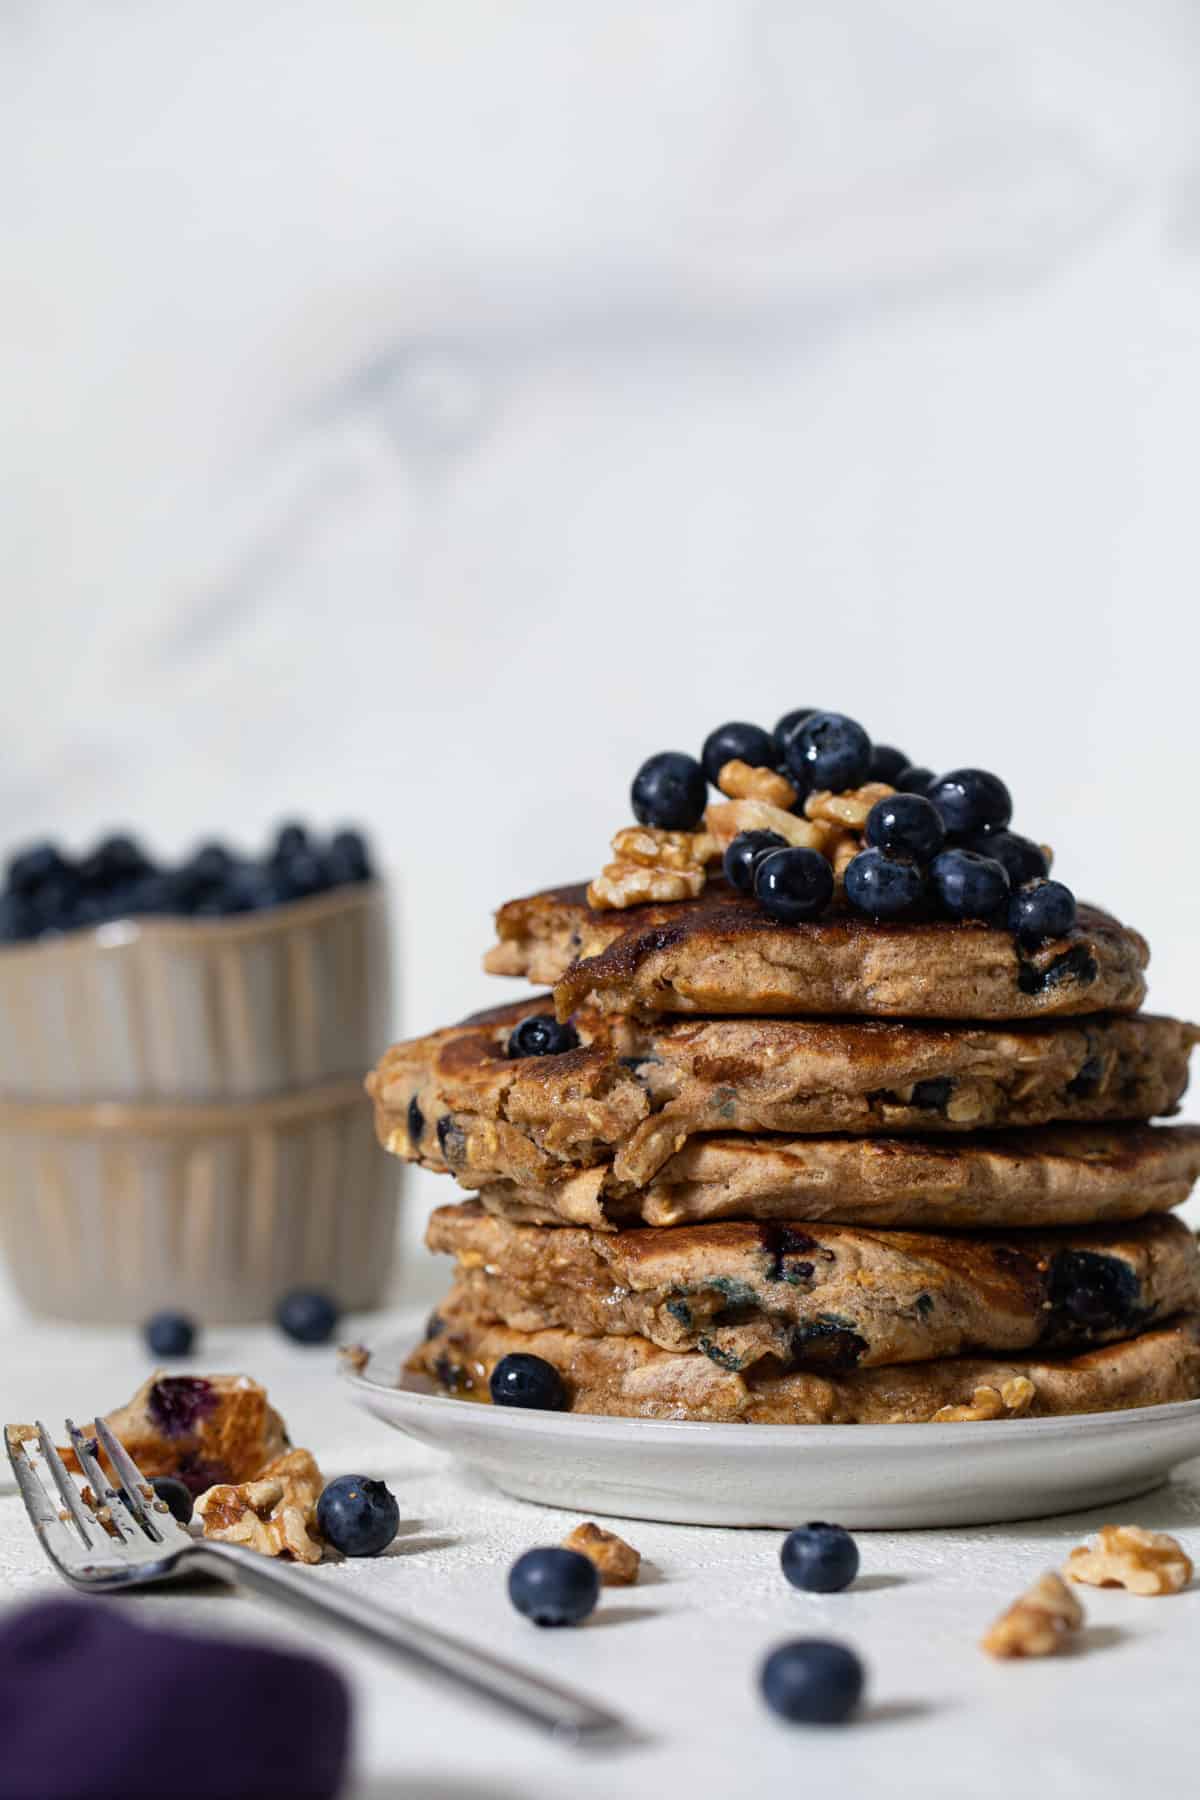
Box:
[142,1311,197,1358]
[276,1289,340,1346]
[508,1547,600,1627]
[780,1522,860,1594]
[316,1475,400,1557]
[760,1639,865,1725]
[489,1353,567,1411]
[506,1014,580,1059]
[0,821,374,943]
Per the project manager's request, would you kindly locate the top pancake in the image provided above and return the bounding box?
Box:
[484,880,1149,1021]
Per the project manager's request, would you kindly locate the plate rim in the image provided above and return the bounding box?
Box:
[343,1333,1200,1449]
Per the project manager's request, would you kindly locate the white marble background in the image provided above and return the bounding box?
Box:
[3,0,1199,1262]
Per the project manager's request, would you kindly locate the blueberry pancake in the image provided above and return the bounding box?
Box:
[426,1201,1200,1370]
[476,1124,1200,1232]
[412,1300,1200,1424]
[368,998,1197,1194]
[484,881,1148,1022]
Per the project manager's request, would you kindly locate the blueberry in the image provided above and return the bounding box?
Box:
[722,830,788,896]
[1008,878,1077,945]
[631,752,708,831]
[142,1312,196,1357]
[701,722,775,785]
[863,794,945,863]
[894,765,935,794]
[489,1352,566,1411]
[930,848,1011,922]
[927,768,1012,835]
[174,844,235,908]
[276,1289,340,1345]
[273,822,310,859]
[507,1014,580,1058]
[960,829,1047,888]
[0,895,36,941]
[867,744,911,784]
[216,866,284,914]
[326,828,372,884]
[760,1640,864,1725]
[773,708,817,763]
[754,847,834,924]
[843,849,925,919]
[316,1474,400,1557]
[783,712,872,794]
[78,834,152,890]
[780,1523,860,1594]
[275,850,329,902]
[6,843,70,898]
[508,1548,599,1627]
[151,1475,194,1526]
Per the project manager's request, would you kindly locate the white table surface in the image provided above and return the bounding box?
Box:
[4,1291,1199,1800]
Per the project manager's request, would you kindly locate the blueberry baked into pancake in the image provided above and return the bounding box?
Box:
[370,707,1200,1424]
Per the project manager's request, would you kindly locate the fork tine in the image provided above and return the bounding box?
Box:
[5,1428,63,1531]
[35,1423,94,1547]
[93,1418,165,1542]
[64,1420,128,1543]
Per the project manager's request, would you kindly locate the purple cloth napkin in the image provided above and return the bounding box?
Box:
[0,1598,352,1800]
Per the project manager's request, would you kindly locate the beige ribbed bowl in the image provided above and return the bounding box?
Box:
[0,1080,397,1322]
[0,882,390,1102]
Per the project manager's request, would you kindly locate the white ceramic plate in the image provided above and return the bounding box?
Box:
[344,1336,1200,1529]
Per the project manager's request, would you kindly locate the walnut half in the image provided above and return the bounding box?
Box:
[1065,1525,1193,1596]
[196,1448,325,1565]
[561,1520,641,1586]
[982,1571,1084,1658]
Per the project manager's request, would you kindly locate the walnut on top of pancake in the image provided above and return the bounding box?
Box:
[587,712,1064,950]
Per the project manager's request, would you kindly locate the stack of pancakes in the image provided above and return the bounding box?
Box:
[370,881,1200,1423]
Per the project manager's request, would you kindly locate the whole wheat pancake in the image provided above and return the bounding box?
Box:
[477,1124,1200,1232]
[412,1296,1200,1424]
[484,881,1149,1021]
[368,997,1196,1194]
[427,1200,1200,1370]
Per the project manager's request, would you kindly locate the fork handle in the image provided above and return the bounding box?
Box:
[187,1540,625,1743]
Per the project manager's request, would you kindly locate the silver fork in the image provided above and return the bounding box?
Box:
[5,1418,625,1745]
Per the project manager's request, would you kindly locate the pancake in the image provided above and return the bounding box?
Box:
[484,881,1149,1021]
[412,1297,1200,1424]
[368,997,1197,1194]
[426,1200,1200,1370]
[476,1124,1200,1231]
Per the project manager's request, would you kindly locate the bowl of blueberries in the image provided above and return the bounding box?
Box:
[0,824,400,1322]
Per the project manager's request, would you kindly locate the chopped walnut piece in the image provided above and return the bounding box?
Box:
[195,1448,325,1565]
[932,1378,1036,1423]
[562,1521,641,1586]
[1065,1525,1193,1596]
[982,1571,1084,1658]
[804,784,895,830]
[588,861,707,911]
[826,832,859,879]
[705,798,831,854]
[338,1344,371,1375]
[716,760,797,809]
[610,826,718,870]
